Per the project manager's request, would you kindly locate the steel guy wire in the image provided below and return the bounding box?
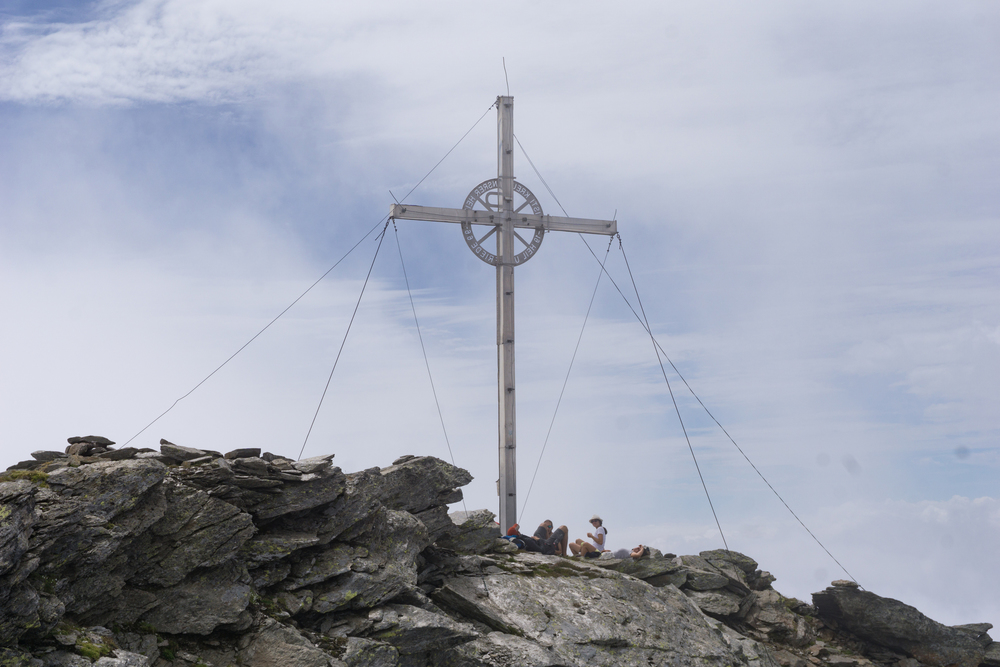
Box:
[123,217,386,447]
[518,236,614,526]
[618,236,731,555]
[391,220,467,514]
[515,132,857,583]
[124,102,494,449]
[610,234,859,585]
[298,220,390,461]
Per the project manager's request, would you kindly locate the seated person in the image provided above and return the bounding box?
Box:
[533,520,568,556]
[569,514,608,558]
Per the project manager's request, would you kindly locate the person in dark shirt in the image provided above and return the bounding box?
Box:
[533,519,568,556]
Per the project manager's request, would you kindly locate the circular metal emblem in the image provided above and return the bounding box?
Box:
[461,179,545,266]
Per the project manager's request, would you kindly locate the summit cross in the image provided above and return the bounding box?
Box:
[390,96,617,531]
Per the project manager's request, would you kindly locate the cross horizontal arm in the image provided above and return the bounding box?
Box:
[390,203,617,236]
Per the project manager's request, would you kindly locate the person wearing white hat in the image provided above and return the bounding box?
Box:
[569,514,608,558]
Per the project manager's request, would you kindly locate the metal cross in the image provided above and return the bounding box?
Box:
[390,96,617,531]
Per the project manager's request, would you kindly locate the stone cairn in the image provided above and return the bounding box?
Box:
[0,437,997,667]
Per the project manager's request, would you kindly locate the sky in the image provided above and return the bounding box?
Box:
[1,0,998,631]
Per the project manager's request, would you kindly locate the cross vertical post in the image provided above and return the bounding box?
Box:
[388,96,616,533]
[497,96,517,532]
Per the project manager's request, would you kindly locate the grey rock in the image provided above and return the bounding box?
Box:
[0,647,38,667]
[30,452,67,462]
[225,448,262,459]
[140,561,251,634]
[430,553,768,666]
[739,590,815,647]
[379,456,471,514]
[293,454,335,474]
[68,436,115,446]
[436,632,563,667]
[238,617,342,667]
[248,467,346,520]
[436,510,500,554]
[234,476,283,489]
[341,637,398,667]
[282,543,366,590]
[770,649,809,667]
[412,506,456,543]
[311,509,429,613]
[984,642,1000,667]
[951,622,994,647]
[132,480,254,587]
[41,651,92,667]
[813,583,985,667]
[311,469,385,544]
[275,589,314,615]
[749,569,777,591]
[94,651,150,667]
[367,603,477,654]
[0,481,37,577]
[158,442,207,462]
[96,448,139,461]
[251,561,292,589]
[684,588,742,616]
[113,633,160,664]
[7,461,43,471]
[701,549,758,575]
[231,457,270,476]
[180,456,215,467]
[0,583,40,645]
[684,568,731,591]
[241,531,323,566]
[44,460,167,522]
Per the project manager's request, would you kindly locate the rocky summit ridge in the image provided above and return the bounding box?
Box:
[1,437,997,667]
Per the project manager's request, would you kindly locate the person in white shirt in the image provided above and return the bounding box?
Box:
[569,514,608,558]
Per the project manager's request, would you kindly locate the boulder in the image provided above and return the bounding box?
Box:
[293,454,336,474]
[436,510,500,554]
[310,509,429,613]
[131,480,254,587]
[0,481,37,577]
[158,442,207,462]
[684,588,742,616]
[813,582,985,667]
[247,467,346,520]
[984,642,1000,667]
[738,590,815,647]
[43,459,167,523]
[613,555,682,583]
[431,553,770,666]
[341,637,398,667]
[281,543,367,591]
[30,451,67,462]
[378,456,471,514]
[225,448,262,459]
[93,651,149,667]
[238,617,343,667]
[139,560,252,634]
[366,603,478,654]
[684,569,730,591]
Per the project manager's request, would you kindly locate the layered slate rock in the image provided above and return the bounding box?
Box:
[3,442,996,667]
[430,552,773,667]
[813,581,986,667]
